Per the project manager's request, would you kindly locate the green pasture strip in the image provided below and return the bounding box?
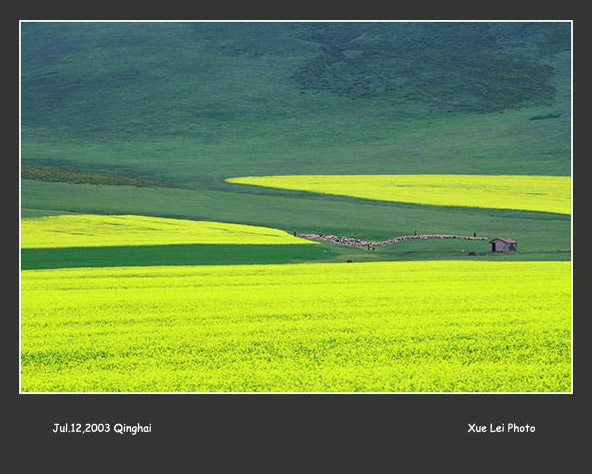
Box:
[22,103,571,186]
[312,240,571,263]
[22,180,571,259]
[21,244,335,270]
[22,165,182,189]
[21,208,81,218]
[21,239,569,270]
[21,261,571,392]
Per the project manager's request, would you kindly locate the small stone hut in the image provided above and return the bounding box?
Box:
[489,238,517,253]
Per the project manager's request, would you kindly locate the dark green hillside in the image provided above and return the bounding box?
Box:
[21,22,571,262]
[22,22,569,128]
[292,22,561,112]
[21,22,570,177]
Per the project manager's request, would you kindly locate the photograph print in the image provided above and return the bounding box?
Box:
[20,21,572,393]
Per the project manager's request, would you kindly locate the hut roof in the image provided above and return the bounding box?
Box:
[490,238,517,244]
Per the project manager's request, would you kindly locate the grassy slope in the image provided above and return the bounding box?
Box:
[20,23,571,262]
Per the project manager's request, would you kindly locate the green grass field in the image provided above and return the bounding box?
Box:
[21,261,571,392]
[20,22,572,392]
[22,244,335,270]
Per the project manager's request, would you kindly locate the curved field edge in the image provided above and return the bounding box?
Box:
[21,180,572,262]
[21,261,571,393]
[21,214,315,249]
[226,175,571,215]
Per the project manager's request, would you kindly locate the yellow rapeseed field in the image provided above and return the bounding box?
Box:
[227,175,571,214]
[21,261,571,392]
[21,214,313,248]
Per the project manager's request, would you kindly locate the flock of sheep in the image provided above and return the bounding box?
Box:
[298,233,488,248]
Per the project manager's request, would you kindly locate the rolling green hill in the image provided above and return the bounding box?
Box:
[21,22,571,262]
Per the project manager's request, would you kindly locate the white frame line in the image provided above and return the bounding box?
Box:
[18,19,574,396]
